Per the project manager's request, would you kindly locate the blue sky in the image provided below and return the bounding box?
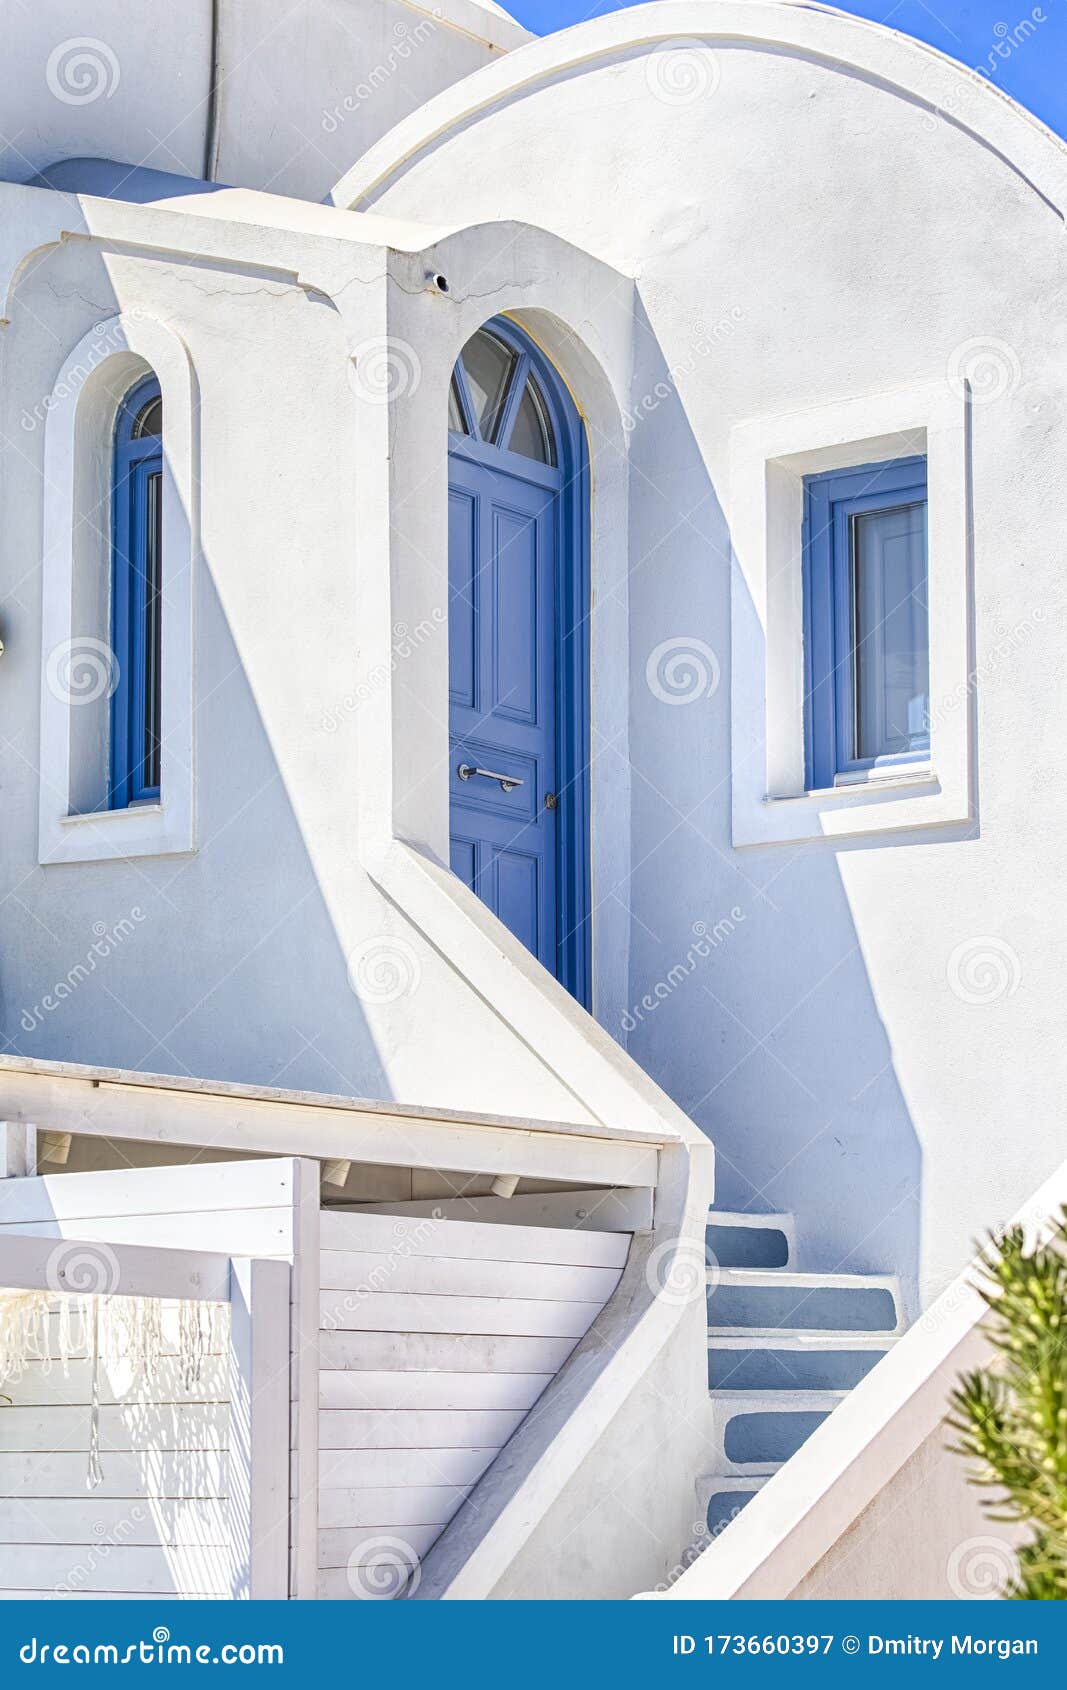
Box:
[505,0,1067,140]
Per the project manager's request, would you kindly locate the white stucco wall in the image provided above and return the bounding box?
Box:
[0,1,529,204]
[336,1,1067,1308]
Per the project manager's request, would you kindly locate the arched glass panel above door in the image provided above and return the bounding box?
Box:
[450,327,557,467]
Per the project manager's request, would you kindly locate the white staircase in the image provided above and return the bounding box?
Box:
[701,1211,904,1538]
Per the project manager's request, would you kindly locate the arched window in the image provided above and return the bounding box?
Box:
[449,327,557,465]
[111,375,163,807]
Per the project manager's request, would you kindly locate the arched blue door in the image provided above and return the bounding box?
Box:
[448,320,590,1006]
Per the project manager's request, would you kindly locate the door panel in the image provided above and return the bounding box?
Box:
[448,448,558,975]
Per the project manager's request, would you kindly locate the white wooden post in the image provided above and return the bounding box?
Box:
[0,1123,37,1179]
[228,1255,291,1599]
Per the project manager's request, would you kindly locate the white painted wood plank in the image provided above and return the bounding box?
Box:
[0,1590,171,1601]
[319,1208,629,1267]
[318,1369,553,1411]
[318,1523,443,1566]
[0,1233,231,1302]
[316,1485,467,1529]
[0,1067,661,1185]
[0,1451,227,1498]
[319,1291,603,1338]
[318,1249,621,1302]
[317,1409,523,1450]
[229,1256,290,1600]
[318,1329,577,1373]
[0,1498,230,1547]
[316,1447,495,1489]
[2,1355,229,1406]
[289,1156,320,1600]
[345,1188,650,1233]
[0,1123,36,1179]
[0,1403,228,1453]
[0,1545,230,1596]
[0,1160,296,1225]
[317,1554,426,1595]
[0,1215,292,1253]
[4,1313,228,1361]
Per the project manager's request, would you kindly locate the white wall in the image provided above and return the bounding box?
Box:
[342,0,1067,1308]
[0,0,525,203]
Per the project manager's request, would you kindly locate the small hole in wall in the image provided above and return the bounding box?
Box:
[429,272,449,295]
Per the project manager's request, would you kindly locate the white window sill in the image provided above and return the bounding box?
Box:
[60,804,164,825]
[43,801,194,864]
[768,768,938,802]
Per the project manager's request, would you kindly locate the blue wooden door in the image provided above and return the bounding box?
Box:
[448,323,579,987]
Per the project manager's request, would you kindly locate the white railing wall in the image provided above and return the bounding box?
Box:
[0,1231,289,1599]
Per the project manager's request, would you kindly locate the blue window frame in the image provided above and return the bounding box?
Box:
[803,455,929,790]
[111,376,163,808]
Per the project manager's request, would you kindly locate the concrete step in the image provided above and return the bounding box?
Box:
[708,1329,896,1391]
[705,1211,795,1270]
[702,1472,774,1538]
[707,1268,902,1334]
[709,1388,846,1475]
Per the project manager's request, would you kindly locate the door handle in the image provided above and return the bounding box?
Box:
[458,763,524,794]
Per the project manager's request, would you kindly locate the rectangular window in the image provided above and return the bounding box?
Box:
[803,456,929,790]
